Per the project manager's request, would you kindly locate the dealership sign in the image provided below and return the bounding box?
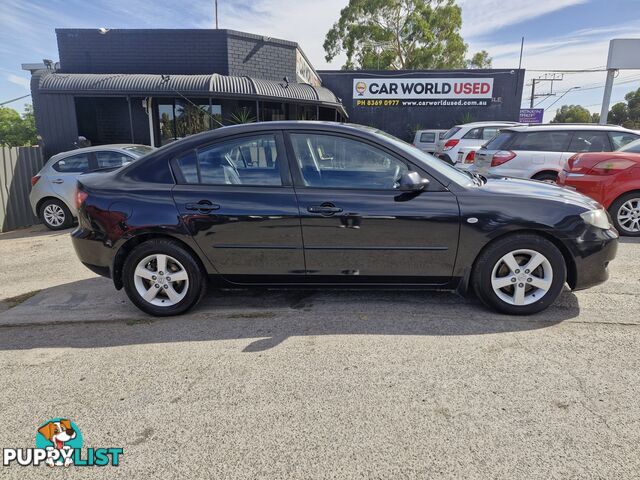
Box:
[353,77,494,107]
[519,108,544,124]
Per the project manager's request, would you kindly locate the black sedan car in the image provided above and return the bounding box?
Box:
[71,121,618,316]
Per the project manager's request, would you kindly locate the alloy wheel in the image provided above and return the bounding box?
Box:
[133,253,189,307]
[43,204,65,227]
[617,198,640,233]
[490,249,553,306]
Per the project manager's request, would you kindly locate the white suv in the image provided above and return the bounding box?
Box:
[470,124,640,182]
[434,121,521,164]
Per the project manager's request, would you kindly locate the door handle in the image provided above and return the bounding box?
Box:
[185,200,220,212]
[307,204,343,215]
[51,179,64,184]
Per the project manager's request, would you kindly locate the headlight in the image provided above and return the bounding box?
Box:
[580,209,611,229]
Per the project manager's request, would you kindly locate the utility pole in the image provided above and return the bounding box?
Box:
[528,73,564,108]
[215,0,219,29]
[599,69,617,124]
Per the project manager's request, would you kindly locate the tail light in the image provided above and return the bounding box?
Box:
[442,139,459,151]
[464,151,476,164]
[75,188,88,209]
[587,158,636,175]
[491,150,516,167]
[31,175,41,186]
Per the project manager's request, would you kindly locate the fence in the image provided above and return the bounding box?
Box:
[0,146,44,232]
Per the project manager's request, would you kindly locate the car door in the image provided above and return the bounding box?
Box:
[171,131,305,282]
[286,130,460,284]
[50,152,93,209]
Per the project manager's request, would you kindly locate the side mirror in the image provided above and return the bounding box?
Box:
[399,171,429,191]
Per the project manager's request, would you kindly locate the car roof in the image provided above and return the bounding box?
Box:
[503,124,636,133]
[50,144,151,158]
[454,121,522,128]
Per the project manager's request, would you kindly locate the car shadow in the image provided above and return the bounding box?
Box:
[619,236,640,245]
[0,277,581,352]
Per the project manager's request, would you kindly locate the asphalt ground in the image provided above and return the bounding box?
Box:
[1,225,639,478]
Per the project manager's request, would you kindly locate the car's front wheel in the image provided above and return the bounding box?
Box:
[609,192,640,237]
[472,234,567,315]
[122,239,206,316]
[39,198,74,230]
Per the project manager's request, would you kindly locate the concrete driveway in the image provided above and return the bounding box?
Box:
[1,226,639,478]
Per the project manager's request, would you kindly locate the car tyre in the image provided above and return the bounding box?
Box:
[609,192,640,237]
[472,233,567,315]
[39,198,74,230]
[123,239,206,316]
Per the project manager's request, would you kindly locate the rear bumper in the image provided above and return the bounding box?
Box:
[71,227,114,279]
[557,171,609,207]
[569,227,618,290]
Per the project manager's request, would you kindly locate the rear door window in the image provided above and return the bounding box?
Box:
[174,134,283,186]
[95,151,134,169]
[510,131,572,152]
[462,128,482,140]
[481,127,499,140]
[52,153,91,173]
[568,131,611,152]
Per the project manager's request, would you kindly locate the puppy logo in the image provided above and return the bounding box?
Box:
[35,418,82,467]
[355,81,367,96]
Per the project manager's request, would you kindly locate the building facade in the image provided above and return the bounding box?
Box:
[25,28,525,159]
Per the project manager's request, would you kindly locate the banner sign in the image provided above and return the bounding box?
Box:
[519,108,544,124]
[353,77,494,107]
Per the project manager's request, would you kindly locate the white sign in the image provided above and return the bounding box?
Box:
[606,39,640,69]
[353,77,494,99]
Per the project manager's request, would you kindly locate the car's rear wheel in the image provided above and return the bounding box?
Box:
[609,192,640,237]
[532,172,558,184]
[39,198,74,230]
[122,239,206,316]
[472,234,567,315]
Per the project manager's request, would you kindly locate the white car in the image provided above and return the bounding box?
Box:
[30,144,155,230]
[434,121,521,164]
[470,124,640,182]
[412,129,447,154]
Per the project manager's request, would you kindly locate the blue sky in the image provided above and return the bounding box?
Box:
[2,0,640,121]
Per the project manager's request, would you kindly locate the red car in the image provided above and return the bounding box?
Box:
[558,139,640,236]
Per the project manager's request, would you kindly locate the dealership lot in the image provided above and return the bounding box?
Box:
[1,226,640,478]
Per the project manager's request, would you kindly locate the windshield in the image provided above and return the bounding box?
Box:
[123,145,155,157]
[618,138,640,153]
[374,129,473,186]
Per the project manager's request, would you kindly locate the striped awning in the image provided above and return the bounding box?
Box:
[37,72,345,115]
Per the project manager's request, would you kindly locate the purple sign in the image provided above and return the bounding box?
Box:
[519,108,544,124]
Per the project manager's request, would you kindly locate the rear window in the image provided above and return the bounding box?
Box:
[442,127,461,140]
[483,132,515,150]
[419,132,436,143]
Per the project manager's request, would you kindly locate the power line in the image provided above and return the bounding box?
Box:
[0,93,31,106]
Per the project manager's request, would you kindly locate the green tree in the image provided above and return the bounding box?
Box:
[591,112,600,124]
[0,105,37,147]
[608,102,628,126]
[324,0,483,70]
[551,104,593,123]
[467,50,492,69]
